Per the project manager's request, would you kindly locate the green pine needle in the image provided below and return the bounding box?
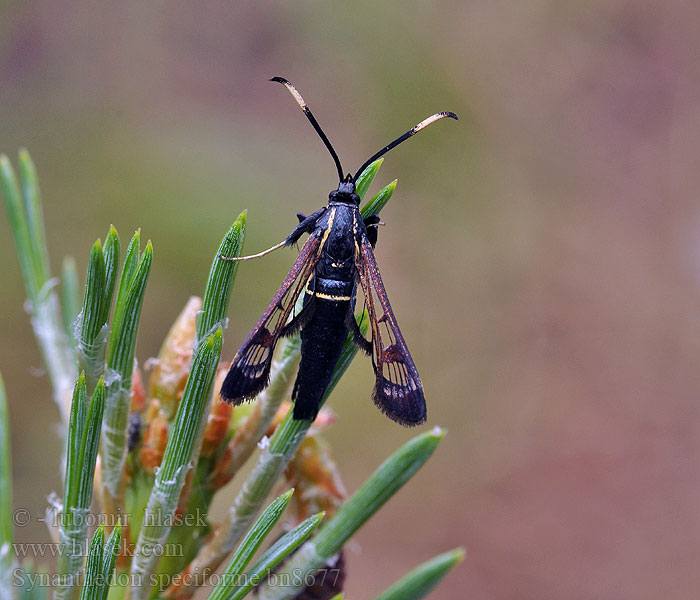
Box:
[101,226,120,326]
[257,428,445,599]
[197,212,246,345]
[17,150,50,288]
[355,157,398,219]
[0,153,43,302]
[355,159,383,201]
[79,525,122,600]
[76,379,105,509]
[0,373,14,596]
[101,234,152,505]
[208,489,294,600]
[373,548,465,600]
[80,526,105,600]
[79,240,107,390]
[64,374,88,511]
[57,375,105,600]
[361,179,397,219]
[78,227,121,392]
[129,329,223,600]
[1,150,76,422]
[314,427,445,559]
[232,512,324,600]
[100,524,122,600]
[106,234,152,376]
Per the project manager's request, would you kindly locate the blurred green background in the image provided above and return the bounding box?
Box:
[2,1,700,598]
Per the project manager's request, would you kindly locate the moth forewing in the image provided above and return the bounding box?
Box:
[220,233,322,403]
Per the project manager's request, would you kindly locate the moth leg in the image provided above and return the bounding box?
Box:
[346,308,372,355]
[364,214,381,248]
[296,212,307,223]
[286,208,326,245]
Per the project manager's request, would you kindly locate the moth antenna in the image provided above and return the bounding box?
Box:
[219,239,287,262]
[270,76,345,182]
[353,111,459,182]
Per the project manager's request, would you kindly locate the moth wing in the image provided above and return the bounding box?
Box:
[220,234,322,403]
[355,234,426,426]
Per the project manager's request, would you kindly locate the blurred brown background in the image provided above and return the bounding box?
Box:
[2,1,700,598]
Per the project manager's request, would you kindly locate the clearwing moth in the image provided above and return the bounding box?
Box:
[220,77,457,426]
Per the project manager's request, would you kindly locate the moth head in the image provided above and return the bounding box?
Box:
[329,180,360,205]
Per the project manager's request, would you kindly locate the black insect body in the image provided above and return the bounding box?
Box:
[220,77,457,426]
[292,196,361,422]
